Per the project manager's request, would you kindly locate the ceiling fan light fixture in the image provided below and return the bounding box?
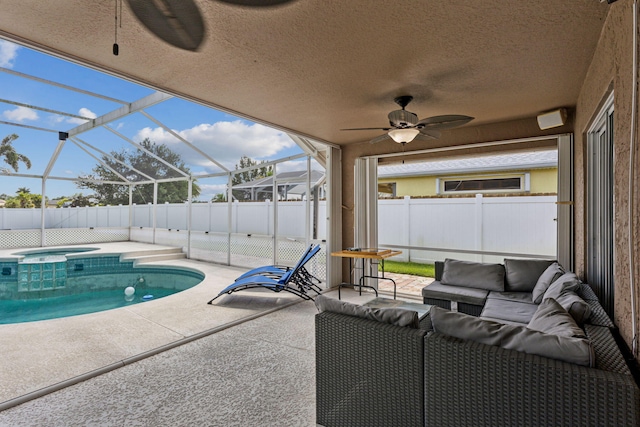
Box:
[388,128,420,143]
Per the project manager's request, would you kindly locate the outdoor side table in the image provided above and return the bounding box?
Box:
[330,249,402,299]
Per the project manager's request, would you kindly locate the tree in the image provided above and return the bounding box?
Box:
[231,155,273,201]
[57,193,96,207]
[211,193,226,203]
[77,138,200,205]
[16,187,30,194]
[0,134,31,173]
[5,191,42,208]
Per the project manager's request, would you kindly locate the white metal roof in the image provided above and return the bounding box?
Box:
[378,150,557,178]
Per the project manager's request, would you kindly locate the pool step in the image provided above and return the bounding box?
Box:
[120,247,186,264]
[131,253,187,265]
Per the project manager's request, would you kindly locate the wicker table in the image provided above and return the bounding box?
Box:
[331,248,402,299]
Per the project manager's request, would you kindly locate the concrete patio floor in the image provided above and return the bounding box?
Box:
[0,242,421,425]
[0,242,307,407]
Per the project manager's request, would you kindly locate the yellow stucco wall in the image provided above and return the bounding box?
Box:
[378,167,557,197]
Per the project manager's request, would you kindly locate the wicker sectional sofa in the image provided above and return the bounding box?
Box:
[315,259,640,427]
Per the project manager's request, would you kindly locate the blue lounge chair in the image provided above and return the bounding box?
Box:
[207,245,322,304]
[235,244,321,284]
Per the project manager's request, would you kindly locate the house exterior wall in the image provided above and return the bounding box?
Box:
[574,0,638,354]
[379,167,557,197]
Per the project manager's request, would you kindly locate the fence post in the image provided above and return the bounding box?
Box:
[165,202,170,229]
[475,194,483,262]
[266,199,271,236]
[403,195,411,262]
[234,200,239,233]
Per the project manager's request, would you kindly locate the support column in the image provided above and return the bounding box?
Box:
[187,178,193,258]
[40,178,46,246]
[326,146,342,288]
[153,182,158,244]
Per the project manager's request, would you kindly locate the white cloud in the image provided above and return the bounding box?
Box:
[50,115,66,124]
[0,40,20,68]
[193,183,229,201]
[67,107,97,124]
[133,120,295,171]
[64,170,74,175]
[3,106,38,122]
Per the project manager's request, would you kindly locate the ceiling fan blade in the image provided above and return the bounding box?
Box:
[370,134,392,144]
[127,0,205,51]
[417,115,474,130]
[340,127,392,131]
[416,130,441,140]
[215,0,295,6]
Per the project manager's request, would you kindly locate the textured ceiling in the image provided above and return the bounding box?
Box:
[0,0,608,146]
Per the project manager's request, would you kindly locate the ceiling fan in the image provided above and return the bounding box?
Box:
[126,0,296,52]
[341,96,474,144]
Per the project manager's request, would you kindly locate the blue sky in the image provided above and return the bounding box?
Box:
[0,39,310,201]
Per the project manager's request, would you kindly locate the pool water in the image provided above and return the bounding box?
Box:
[0,249,205,324]
[0,287,178,324]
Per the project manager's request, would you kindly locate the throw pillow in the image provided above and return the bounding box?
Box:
[532,262,565,303]
[555,291,591,325]
[527,298,586,338]
[440,258,505,292]
[314,295,419,328]
[430,306,594,367]
[504,258,555,292]
[543,272,580,301]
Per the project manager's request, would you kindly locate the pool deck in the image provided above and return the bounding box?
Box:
[0,241,306,406]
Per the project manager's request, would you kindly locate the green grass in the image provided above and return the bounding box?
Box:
[380,260,435,278]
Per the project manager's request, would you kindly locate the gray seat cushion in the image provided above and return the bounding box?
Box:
[422,281,489,306]
[314,295,419,328]
[480,316,528,326]
[527,298,587,338]
[440,258,505,292]
[480,297,539,324]
[504,258,555,292]
[487,291,533,304]
[430,306,595,367]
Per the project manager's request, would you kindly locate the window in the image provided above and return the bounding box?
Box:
[378,182,396,198]
[440,174,528,194]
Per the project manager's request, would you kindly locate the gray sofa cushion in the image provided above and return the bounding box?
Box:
[555,291,591,325]
[543,272,580,300]
[504,258,555,292]
[440,259,505,292]
[481,297,539,324]
[314,295,419,328]
[430,306,595,367]
[480,316,528,327]
[527,298,587,338]
[487,291,533,304]
[422,281,489,306]
[532,262,565,303]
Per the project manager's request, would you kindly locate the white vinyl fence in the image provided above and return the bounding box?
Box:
[378,195,557,263]
[0,195,557,266]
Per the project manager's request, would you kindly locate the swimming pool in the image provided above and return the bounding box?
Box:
[0,248,205,324]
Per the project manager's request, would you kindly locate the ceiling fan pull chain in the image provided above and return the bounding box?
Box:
[113,0,121,56]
